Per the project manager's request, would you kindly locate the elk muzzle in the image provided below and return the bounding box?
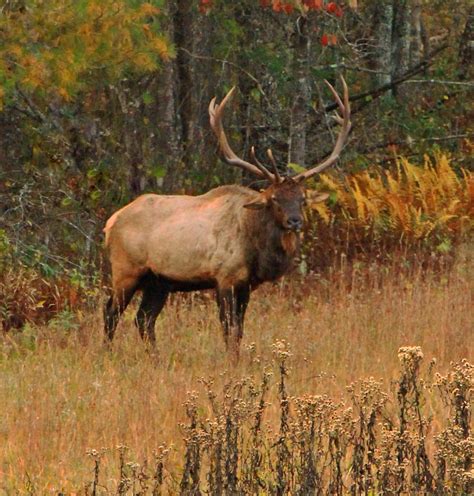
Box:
[284,215,304,232]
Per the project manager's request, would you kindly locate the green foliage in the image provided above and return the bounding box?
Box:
[49,309,80,333]
[0,229,11,271]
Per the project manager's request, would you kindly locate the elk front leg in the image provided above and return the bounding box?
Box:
[135,282,169,345]
[216,284,250,359]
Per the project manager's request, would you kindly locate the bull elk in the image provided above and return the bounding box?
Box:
[103,77,351,357]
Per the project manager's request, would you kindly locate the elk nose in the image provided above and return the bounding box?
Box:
[287,217,303,231]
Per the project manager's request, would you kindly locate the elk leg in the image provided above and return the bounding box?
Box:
[104,281,137,342]
[217,284,250,359]
[216,288,234,348]
[235,284,250,335]
[135,283,169,344]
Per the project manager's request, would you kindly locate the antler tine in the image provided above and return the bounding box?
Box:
[266,149,282,183]
[209,87,275,182]
[325,79,344,113]
[250,146,275,182]
[294,75,351,182]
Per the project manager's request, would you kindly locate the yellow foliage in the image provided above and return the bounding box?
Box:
[310,153,473,246]
[57,87,71,101]
[310,202,330,224]
[150,37,171,61]
[134,52,158,71]
[8,45,23,57]
[140,2,161,16]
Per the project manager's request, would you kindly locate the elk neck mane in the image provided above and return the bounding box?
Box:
[201,184,300,283]
[240,192,300,284]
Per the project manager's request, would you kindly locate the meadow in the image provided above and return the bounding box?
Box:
[0,249,472,494]
[1,1,472,492]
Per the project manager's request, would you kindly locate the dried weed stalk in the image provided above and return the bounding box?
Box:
[81,346,472,495]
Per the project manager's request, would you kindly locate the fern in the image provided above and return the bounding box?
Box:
[305,153,473,270]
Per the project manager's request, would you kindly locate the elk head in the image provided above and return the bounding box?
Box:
[242,177,306,232]
[208,77,351,232]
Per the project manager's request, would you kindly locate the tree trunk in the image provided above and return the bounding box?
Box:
[372,0,393,88]
[288,16,311,167]
[392,0,412,98]
[155,61,182,192]
[173,0,216,190]
[190,11,215,188]
[410,0,423,67]
[115,84,144,195]
[174,0,197,170]
[458,6,474,81]
[153,1,182,192]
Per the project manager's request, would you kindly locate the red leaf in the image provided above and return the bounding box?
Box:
[283,3,294,14]
[321,34,329,46]
[198,0,212,13]
[303,0,323,8]
[326,2,343,17]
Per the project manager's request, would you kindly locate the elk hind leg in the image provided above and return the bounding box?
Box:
[135,279,169,345]
[104,278,138,342]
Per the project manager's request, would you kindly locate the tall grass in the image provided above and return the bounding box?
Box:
[0,254,472,493]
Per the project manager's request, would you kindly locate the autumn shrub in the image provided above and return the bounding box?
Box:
[0,266,97,332]
[304,152,473,271]
[0,230,97,331]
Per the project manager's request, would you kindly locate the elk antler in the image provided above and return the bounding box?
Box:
[209,87,276,182]
[266,148,282,184]
[293,76,351,182]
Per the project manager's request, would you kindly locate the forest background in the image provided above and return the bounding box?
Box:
[0,0,473,323]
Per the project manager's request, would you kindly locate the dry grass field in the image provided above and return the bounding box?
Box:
[0,250,472,494]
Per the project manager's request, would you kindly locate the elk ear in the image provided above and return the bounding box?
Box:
[243,197,267,210]
[306,191,330,204]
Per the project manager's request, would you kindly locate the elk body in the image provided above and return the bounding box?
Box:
[103,78,351,357]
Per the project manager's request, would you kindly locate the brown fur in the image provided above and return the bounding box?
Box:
[103,180,308,356]
[281,231,298,256]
